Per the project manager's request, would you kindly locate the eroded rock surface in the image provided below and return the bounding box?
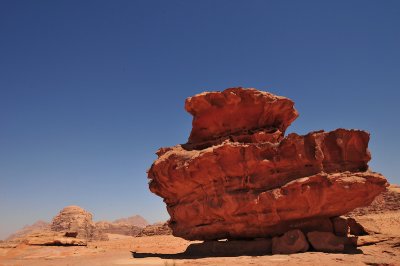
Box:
[148,87,388,241]
[51,206,107,241]
[185,88,298,146]
[307,231,357,253]
[272,229,309,254]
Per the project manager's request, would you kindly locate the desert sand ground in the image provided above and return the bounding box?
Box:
[1,186,399,266]
[1,217,399,266]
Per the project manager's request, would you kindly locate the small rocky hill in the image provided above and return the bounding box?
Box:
[51,205,107,241]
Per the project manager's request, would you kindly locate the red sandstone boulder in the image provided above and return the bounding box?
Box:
[272,229,309,254]
[185,88,298,146]
[148,87,388,241]
[307,231,357,253]
[331,216,368,237]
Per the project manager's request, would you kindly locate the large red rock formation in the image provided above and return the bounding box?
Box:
[148,87,388,241]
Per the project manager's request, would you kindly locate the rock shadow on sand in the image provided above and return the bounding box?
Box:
[131,240,363,259]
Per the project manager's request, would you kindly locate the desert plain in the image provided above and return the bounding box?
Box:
[1,184,399,266]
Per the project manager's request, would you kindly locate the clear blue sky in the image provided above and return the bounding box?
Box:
[1,0,399,240]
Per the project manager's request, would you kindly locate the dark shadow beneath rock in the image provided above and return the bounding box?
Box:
[132,235,364,260]
[64,232,78,238]
[347,218,368,236]
[132,239,272,259]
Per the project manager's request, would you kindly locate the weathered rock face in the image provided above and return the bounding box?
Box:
[307,231,357,253]
[51,206,107,241]
[272,229,309,254]
[148,87,388,241]
[185,88,298,146]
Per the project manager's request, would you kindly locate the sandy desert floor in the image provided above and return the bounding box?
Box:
[1,186,400,266]
[1,217,400,266]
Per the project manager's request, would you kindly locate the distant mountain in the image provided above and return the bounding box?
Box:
[95,221,142,236]
[6,220,50,241]
[136,222,172,237]
[113,215,149,228]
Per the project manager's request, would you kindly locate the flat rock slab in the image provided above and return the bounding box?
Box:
[19,231,87,246]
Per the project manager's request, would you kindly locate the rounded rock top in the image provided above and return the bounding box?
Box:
[59,205,88,213]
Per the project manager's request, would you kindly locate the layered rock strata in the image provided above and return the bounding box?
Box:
[185,88,298,146]
[148,87,388,241]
